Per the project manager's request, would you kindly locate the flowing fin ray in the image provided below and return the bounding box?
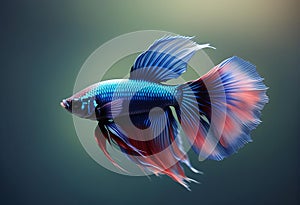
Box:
[178,56,269,160]
[130,35,214,82]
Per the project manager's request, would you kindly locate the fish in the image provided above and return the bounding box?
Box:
[60,35,268,190]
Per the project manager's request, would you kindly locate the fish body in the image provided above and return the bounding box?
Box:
[83,79,178,118]
[61,36,268,190]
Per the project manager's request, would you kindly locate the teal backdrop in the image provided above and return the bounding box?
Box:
[1,0,299,204]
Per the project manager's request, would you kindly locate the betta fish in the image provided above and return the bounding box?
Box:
[61,36,268,190]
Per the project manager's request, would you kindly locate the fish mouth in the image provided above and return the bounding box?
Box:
[60,99,71,110]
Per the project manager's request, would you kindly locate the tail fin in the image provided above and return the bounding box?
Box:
[178,56,268,161]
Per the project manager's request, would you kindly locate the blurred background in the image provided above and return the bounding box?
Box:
[1,0,299,204]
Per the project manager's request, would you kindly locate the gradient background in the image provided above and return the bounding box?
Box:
[1,0,299,204]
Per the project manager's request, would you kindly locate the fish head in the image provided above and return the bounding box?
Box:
[60,95,97,120]
[60,83,100,119]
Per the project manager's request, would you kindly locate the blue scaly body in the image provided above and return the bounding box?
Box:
[78,79,180,120]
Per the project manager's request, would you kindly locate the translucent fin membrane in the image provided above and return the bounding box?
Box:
[179,56,268,160]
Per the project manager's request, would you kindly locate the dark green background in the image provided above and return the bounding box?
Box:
[1,0,299,204]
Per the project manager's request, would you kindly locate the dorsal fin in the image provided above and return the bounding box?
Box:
[129,35,214,82]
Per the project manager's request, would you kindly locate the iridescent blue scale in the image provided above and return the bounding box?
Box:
[84,79,179,113]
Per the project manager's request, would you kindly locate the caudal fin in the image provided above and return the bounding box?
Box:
[178,56,268,161]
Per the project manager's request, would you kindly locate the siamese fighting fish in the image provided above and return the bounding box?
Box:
[60,36,268,190]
